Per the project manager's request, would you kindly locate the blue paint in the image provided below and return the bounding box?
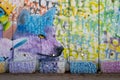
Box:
[16,7,56,36]
[12,39,27,49]
[0,8,5,17]
[40,61,58,73]
[105,49,120,60]
[0,57,5,62]
[70,61,97,74]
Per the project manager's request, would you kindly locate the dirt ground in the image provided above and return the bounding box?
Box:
[0,73,120,80]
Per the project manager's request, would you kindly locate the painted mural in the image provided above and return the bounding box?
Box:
[0,0,120,73]
[0,0,65,73]
[55,0,101,61]
[54,0,101,73]
[54,0,120,73]
[99,0,120,73]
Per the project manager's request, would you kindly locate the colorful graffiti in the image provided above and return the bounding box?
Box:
[54,0,102,62]
[0,0,120,73]
[0,0,64,73]
[100,0,120,61]
[99,0,120,73]
[0,0,15,34]
[54,0,120,73]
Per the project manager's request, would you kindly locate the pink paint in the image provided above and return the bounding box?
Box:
[101,61,120,73]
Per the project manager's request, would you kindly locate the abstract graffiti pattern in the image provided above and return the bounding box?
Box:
[0,0,120,73]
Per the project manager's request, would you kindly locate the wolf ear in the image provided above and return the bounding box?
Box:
[42,7,56,26]
[17,9,30,25]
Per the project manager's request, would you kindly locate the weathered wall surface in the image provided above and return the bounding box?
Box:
[0,0,120,73]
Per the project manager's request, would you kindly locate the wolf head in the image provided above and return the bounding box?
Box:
[13,7,63,58]
[14,27,64,58]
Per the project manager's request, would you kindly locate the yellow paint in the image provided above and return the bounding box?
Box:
[0,62,6,73]
[116,46,120,52]
[0,0,16,16]
[87,1,104,14]
[113,39,119,46]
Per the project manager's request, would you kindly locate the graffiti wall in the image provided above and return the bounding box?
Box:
[99,0,120,73]
[0,0,120,73]
[54,0,100,73]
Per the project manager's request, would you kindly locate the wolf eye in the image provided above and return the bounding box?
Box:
[39,34,46,39]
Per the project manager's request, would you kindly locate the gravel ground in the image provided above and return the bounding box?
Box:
[0,73,120,80]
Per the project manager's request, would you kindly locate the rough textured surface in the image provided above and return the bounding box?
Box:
[40,61,65,73]
[0,62,6,73]
[0,73,120,80]
[9,60,37,73]
[16,7,56,36]
[101,61,120,73]
[70,62,97,74]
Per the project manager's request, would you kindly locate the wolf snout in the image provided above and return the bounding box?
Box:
[54,46,64,57]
